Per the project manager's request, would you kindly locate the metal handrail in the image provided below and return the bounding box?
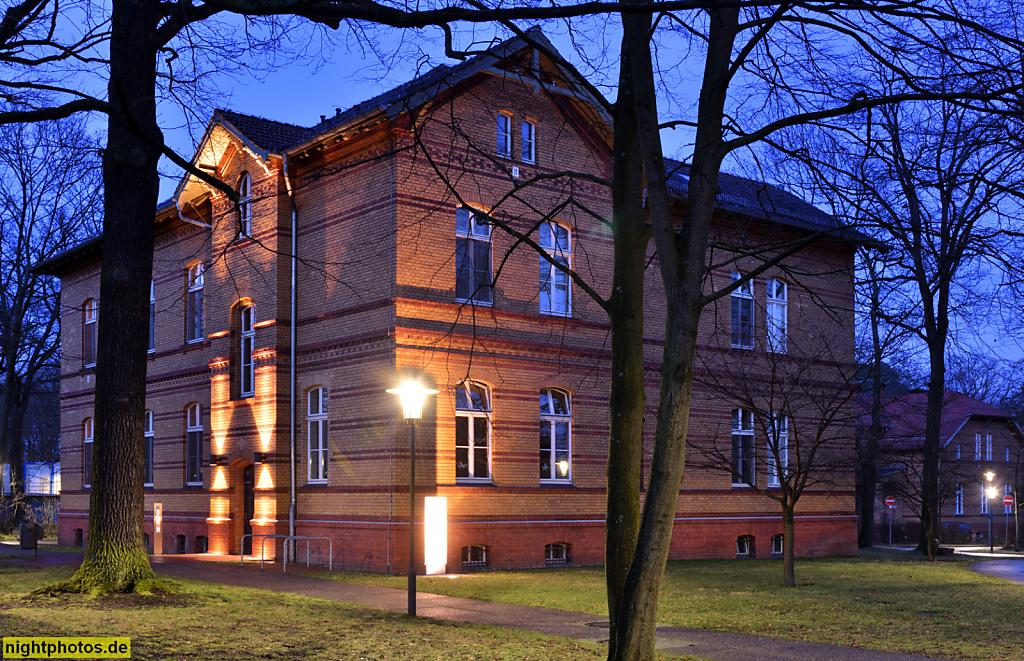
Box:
[239,533,288,571]
[281,535,332,572]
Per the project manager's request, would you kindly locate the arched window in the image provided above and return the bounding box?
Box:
[736,535,755,559]
[455,207,492,304]
[455,381,491,482]
[539,222,571,316]
[731,409,755,485]
[83,299,97,367]
[730,273,753,349]
[143,410,154,486]
[545,542,570,565]
[766,279,787,352]
[82,418,94,487]
[307,387,328,483]
[238,172,252,236]
[461,544,489,569]
[185,404,203,485]
[239,303,255,397]
[771,534,784,559]
[186,262,204,343]
[539,388,571,481]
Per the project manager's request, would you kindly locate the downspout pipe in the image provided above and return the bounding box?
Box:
[283,152,298,559]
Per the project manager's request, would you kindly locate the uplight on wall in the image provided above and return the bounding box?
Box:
[424,496,448,575]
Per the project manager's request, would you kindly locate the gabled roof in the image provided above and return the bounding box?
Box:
[664,159,876,245]
[215,110,312,153]
[872,390,1024,451]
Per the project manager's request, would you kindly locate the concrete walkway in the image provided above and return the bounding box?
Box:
[970,557,1024,586]
[1,546,952,661]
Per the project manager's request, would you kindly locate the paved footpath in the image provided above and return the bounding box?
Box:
[0,545,953,661]
[970,557,1024,586]
[148,556,948,661]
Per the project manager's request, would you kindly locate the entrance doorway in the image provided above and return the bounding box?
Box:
[242,464,254,555]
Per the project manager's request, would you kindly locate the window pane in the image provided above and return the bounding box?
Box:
[456,207,471,234]
[539,223,552,249]
[456,446,470,478]
[539,421,551,450]
[455,239,471,300]
[551,390,569,415]
[455,416,469,447]
[539,390,550,415]
[474,448,489,478]
[469,383,489,411]
[555,422,569,450]
[539,260,551,312]
[144,436,153,484]
[455,388,469,411]
[473,240,491,303]
[474,417,489,447]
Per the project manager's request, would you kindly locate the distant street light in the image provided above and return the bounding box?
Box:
[985,472,997,555]
[386,379,438,616]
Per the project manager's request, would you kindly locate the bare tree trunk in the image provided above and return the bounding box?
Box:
[7,378,27,526]
[859,278,884,547]
[610,9,738,660]
[919,353,944,559]
[605,39,647,650]
[783,506,796,588]
[50,0,161,594]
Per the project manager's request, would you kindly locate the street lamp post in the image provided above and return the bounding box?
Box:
[985,472,997,555]
[387,380,438,616]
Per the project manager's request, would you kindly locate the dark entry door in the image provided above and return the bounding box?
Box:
[243,464,255,555]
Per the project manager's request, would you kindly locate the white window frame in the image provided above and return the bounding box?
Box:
[185,404,203,486]
[462,544,489,568]
[986,434,992,461]
[545,542,569,564]
[736,535,755,558]
[238,172,252,236]
[186,262,204,344]
[731,408,755,486]
[144,410,154,487]
[730,273,754,349]
[307,387,328,483]
[540,388,572,482]
[766,279,787,353]
[771,534,784,558]
[83,299,97,368]
[240,304,255,397]
[83,418,94,488]
[521,119,536,164]
[496,113,512,158]
[148,280,156,353]
[455,208,493,305]
[981,483,989,514]
[954,484,963,515]
[975,433,982,461]
[455,381,492,483]
[539,222,572,317]
[766,413,788,488]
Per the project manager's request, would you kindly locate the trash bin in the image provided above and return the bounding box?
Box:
[20,523,38,558]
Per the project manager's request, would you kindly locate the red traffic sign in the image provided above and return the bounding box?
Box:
[885,496,896,508]
[1004,495,1014,507]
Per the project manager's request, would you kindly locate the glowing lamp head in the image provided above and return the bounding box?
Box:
[557,460,569,477]
[987,486,999,499]
[985,471,996,482]
[386,380,439,420]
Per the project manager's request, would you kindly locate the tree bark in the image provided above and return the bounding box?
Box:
[919,351,945,559]
[783,505,795,588]
[7,378,27,526]
[858,276,884,547]
[605,38,648,652]
[609,7,738,661]
[49,0,161,594]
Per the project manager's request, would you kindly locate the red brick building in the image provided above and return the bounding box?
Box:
[38,31,862,571]
[874,390,1023,544]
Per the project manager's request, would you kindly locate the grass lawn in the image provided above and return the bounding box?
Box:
[0,565,645,661]
[320,551,1024,661]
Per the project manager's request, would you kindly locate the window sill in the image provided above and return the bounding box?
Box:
[455,479,494,485]
[730,344,754,351]
[304,481,328,487]
[144,484,154,489]
[455,297,493,308]
[731,483,753,489]
[540,480,574,487]
[540,310,572,319]
[184,482,204,489]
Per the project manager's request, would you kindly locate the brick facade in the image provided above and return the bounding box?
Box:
[48,34,859,571]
